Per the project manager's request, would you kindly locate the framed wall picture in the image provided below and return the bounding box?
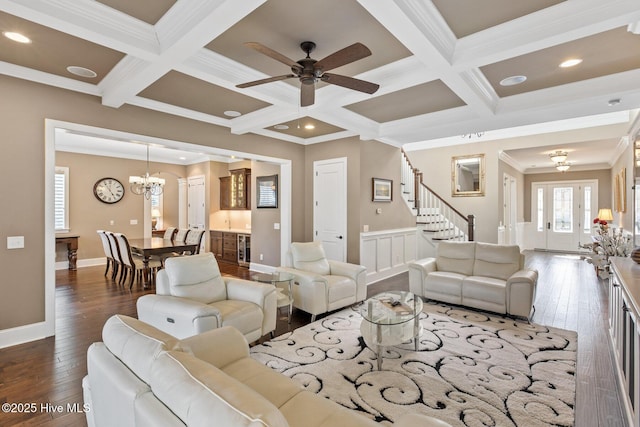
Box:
[256,175,278,208]
[372,178,392,202]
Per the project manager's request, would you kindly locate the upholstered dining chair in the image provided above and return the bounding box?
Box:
[174,228,190,243]
[277,242,367,322]
[137,252,277,343]
[184,229,205,254]
[106,232,123,283]
[113,233,161,289]
[97,230,116,278]
[163,227,177,240]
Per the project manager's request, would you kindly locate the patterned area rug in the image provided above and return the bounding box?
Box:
[250,302,577,427]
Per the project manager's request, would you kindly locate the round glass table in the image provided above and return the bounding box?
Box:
[359,291,423,370]
[251,271,295,323]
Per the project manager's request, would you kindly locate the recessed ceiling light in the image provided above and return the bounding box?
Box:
[67,66,97,78]
[274,124,289,130]
[608,98,622,106]
[179,156,186,161]
[499,75,527,86]
[3,31,31,43]
[304,124,315,130]
[559,58,583,68]
[224,110,241,117]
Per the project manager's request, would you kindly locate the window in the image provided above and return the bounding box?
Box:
[55,166,69,232]
[583,186,592,232]
[553,187,573,233]
[536,188,544,232]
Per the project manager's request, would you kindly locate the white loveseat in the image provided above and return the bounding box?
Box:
[408,241,538,319]
[83,314,451,427]
[137,253,276,343]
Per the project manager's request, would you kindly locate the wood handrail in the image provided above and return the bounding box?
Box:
[402,148,474,241]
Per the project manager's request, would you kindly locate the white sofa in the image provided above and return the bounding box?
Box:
[408,241,538,319]
[277,242,367,321]
[83,314,452,427]
[137,253,276,343]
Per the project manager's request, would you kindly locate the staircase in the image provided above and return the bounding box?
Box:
[401,151,474,253]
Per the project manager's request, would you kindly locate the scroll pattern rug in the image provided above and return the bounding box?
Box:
[250,302,577,427]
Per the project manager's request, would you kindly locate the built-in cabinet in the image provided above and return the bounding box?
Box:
[210,230,250,265]
[609,257,640,426]
[220,168,251,210]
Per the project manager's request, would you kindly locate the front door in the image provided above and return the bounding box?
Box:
[532,180,597,251]
[313,158,347,261]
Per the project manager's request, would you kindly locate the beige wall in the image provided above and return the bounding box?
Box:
[251,162,282,267]
[405,143,502,243]
[523,169,612,222]
[0,74,306,331]
[360,140,415,231]
[54,151,185,261]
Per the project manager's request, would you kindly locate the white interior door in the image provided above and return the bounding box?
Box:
[314,158,347,261]
[532,180,597,251]
[187,175,205,231]
[503,173,517,245]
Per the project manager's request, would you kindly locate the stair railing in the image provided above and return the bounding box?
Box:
[401,150,475,241]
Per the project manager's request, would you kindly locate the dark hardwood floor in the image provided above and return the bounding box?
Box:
[0,252,628,426]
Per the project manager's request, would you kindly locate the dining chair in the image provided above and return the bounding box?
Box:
[184,229,205,254]
[114,233,161,289]
[97,230,116,278]
[174,228,190,243]
[163,227,177,240]
[106,231,124,283]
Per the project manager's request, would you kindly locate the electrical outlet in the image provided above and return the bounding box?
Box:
[260,254,264,261]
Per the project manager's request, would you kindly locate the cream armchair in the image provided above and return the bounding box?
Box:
[277,242,367,322]
[137,253,277,343]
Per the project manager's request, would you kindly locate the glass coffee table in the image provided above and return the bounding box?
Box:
[359,291,423,370]
[251,271,295,324]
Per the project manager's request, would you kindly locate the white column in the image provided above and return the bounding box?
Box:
[178,178,188,229]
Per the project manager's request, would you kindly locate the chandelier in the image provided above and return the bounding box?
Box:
[549,150,568,163]
[129,145,165,199]
[549,150,570,172]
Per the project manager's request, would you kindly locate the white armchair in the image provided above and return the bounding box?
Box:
[277,242,367,322]
[137,253,277,343]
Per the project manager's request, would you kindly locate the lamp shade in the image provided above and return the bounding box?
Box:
[151,208,161,218]
[597,208,613,221]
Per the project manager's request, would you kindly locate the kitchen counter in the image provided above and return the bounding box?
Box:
[211,228,251,234]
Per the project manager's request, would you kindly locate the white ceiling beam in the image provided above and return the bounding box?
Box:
[0,61,101,96]
[0,0,159,59]
[454,0,640,69]
[100,0,266,108]
[358,0,497,119]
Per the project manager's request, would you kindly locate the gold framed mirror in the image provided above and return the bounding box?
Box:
[452,154,485,197]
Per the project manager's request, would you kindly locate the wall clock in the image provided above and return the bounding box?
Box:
[93,177,125,204]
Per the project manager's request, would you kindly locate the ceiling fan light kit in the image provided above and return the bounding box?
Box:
[236,41,380,107]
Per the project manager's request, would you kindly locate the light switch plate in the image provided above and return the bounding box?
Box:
[7,236,25,249]
[130,219,138,225]
[274,223,280,230]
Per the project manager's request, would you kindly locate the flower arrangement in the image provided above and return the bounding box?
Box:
[583,216,632,279]
[591,217,631,257]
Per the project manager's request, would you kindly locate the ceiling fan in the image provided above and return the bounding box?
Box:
[236,41,379,107]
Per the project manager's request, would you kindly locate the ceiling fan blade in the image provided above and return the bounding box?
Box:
[300,83,315,107]
[243,42,303,72]
[321,73,379,94]
[314,42,372,72]
[236,74,296,89]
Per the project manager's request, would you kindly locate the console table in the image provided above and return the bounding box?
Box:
[56,235,79,270]
[609,257,640,427]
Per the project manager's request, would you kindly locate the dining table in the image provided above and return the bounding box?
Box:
[128,237,199,288]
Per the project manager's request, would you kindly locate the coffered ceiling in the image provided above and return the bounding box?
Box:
[2,0,640,163]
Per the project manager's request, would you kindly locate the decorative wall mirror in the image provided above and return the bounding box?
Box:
[452,154,485,197]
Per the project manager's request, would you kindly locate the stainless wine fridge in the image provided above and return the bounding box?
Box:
[237,234,250,267]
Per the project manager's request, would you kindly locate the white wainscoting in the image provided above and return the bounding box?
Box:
[360,228,417,284]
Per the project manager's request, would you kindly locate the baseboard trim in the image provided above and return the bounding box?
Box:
[56,257,105,270]
[0,321,53,349]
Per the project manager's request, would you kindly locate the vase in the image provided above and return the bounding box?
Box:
[631,247,640,264]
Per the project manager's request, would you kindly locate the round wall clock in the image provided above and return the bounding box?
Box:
[93,177,125,204]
